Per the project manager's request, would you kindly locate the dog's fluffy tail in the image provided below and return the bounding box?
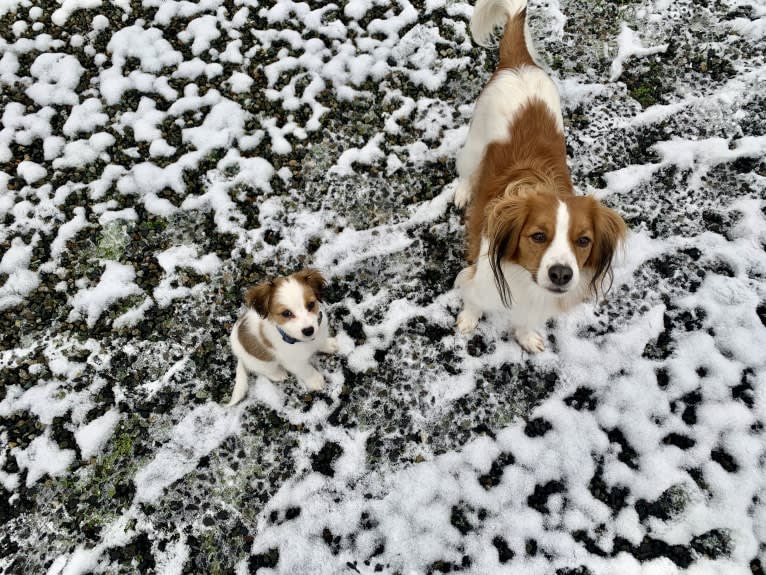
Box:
[471,0,527,45]
[472,0,532,70]
[227,360,249,406]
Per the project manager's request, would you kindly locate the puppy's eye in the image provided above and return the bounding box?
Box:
[307,301,316,311]
[281,310,294,318]
[531,232,547,243]
[576,236,591,247]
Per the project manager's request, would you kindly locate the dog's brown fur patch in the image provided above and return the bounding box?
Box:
[239,317,274,361]
[467,103,573,264]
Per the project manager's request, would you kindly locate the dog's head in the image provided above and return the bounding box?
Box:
[245,268,327,342]
[487,180,627,305]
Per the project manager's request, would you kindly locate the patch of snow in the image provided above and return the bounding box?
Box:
[227,71,253,93]
[68,261,144,328]
[51,0,103,27]
[16,160,47,184]
[133,403,241,502]
[74,409,121,460]
[13,434,75,487]
[610,24,669,82]
[330,133,385,176]
[52,132,116,169]
[26,53,84,106]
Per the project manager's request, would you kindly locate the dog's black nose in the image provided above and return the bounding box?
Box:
[302,326,315,337]
[548,264,573,286]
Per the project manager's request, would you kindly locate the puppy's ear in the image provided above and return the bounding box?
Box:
[245,282,274,317]
[586,201,627,296]
[295,268,327,301]
[486,194,529,307]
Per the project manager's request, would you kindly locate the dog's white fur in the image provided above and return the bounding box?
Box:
[538,201,581,292]
[456,237,592,352]
[228,276,337,406]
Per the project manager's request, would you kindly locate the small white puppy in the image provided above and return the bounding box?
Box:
[227,268,338,406]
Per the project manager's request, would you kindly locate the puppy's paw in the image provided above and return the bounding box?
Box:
[456,310,479,334]
[322,337,339,354]
[453,179,471,208]
[515,329,545,354]
[303,372,325,391]
[267,367,288,382]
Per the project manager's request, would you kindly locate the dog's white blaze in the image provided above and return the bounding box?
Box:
[456,66,563,185]
[539,201,579,291]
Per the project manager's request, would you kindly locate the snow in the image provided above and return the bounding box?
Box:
[41,207,88,272]
[13,434,75,487]
[51,0,103,27]
[133,403,241,502]
[68,261,144,327]
[178,14,221,56]
[26,53,84,106]
[330,133,386,176]
[227,71,253,93]
[74,409,121,460]
[117,97,165,142]
[610,24,669,82]
[52,132,115,169]
[153,244,222,307]
[154,536,189,575]
[16,160,47,184]
[1,0,765,572]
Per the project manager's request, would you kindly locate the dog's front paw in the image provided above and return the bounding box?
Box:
[267,367,288,382]
[322,337,339,354]
[456,310,479,334]
[515,329,545,353]
[453,179,471,208]
[303,372,325,391]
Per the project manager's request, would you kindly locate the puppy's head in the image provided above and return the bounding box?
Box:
[245,268,326,342]
[487,183,626,305]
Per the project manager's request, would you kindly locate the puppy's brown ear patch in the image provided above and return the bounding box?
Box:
[294,268,327,301]
[245,282,274,317]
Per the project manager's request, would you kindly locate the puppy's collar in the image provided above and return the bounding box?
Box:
[276,311,323,345]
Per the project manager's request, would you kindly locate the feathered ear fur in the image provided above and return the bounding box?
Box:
[244,281,274,317]
[586,201,627,297]
[486,193,530,307]
[294,268,327,301]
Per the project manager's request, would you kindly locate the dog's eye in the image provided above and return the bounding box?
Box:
[281,310,294,318]
[576,236,591,247]
[531,232,547,243]
[307,301,315,311]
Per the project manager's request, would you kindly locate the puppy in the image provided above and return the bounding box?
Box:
[227,269,338,406]
[454,0,627,352]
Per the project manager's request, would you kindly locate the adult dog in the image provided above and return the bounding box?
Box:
[454,0,627,352]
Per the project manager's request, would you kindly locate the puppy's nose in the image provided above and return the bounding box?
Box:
[548,264,573,286]
[302,326,315,337]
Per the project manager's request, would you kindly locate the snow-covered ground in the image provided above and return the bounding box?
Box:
[1,0,765,573]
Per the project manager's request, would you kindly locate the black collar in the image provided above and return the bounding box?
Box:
[275,311,323,345]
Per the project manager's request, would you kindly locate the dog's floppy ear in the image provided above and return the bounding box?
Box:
[486,193,530,307]
[294,268,327,301]
[245,281,274,317]
[586,201,627,297]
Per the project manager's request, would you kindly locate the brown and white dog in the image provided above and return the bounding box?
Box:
[454,0,627,352]
[227,269,338,406]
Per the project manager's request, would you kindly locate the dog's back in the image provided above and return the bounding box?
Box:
[462,0,572,262]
